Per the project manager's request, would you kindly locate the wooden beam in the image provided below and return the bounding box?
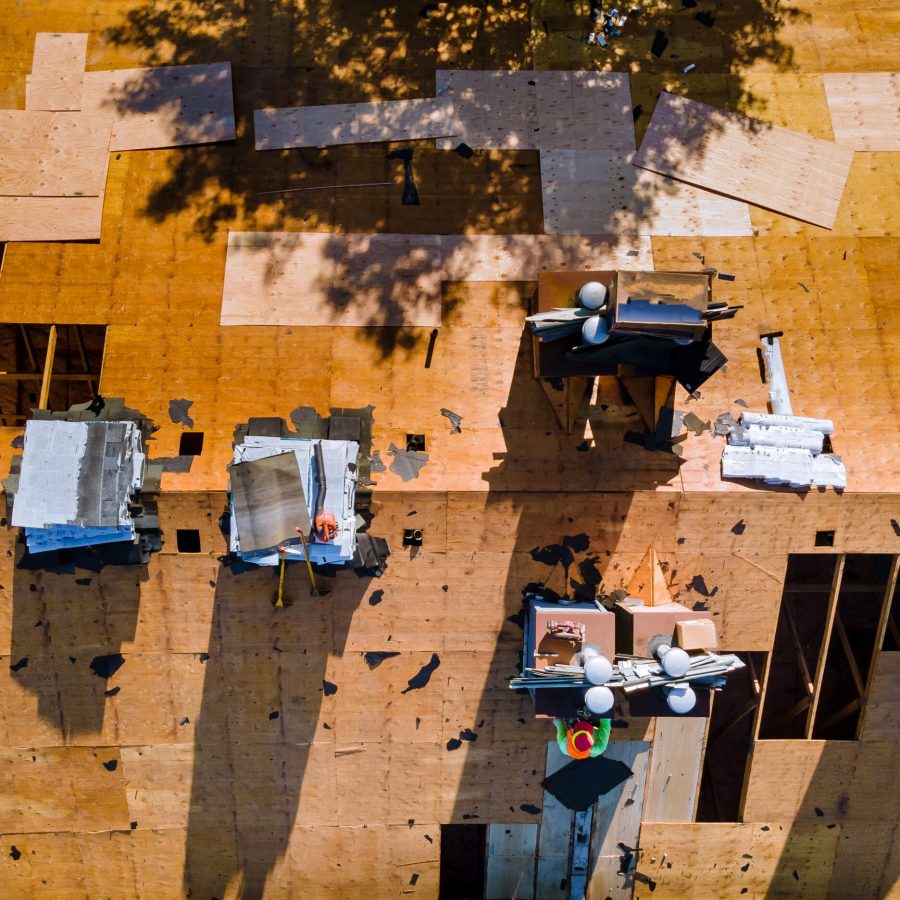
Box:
[783,597,815,696]
[805,554,845,739]
[832,616,866,698]
[818,697,862,733]
[855,555,900,738]
[73,324,98,398]
[18,324,38,371]
[37,325,56,410]
[752,649,774,741]
[708,697,759,747]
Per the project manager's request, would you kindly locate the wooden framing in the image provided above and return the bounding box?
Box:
[37,324,57,410]
[804,555,845,738]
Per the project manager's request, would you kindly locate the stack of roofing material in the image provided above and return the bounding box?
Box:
[228,435,359,567]
[720,335,847,489]
[10,419,145,552]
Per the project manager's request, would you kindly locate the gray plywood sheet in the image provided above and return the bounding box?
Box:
[633,92,854,229]
[586,740,649,900]
[486,823,537,900]
[80,62,236,151]
[254,97,461,149]
[535,741,573,900]
[229,452,311,553]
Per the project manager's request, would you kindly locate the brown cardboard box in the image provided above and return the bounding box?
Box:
[675,618,718,651]
[615,600,713,657]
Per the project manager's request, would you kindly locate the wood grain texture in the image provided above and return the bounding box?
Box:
[0,111,111,197]
[25,32,88,111]
[634,92,854,229]
[0,145,110,241]
[540,149,753,236]
[586,740,649,900]
[635,822,842,899]
[643,717,707,823]
[80,62,235,151]
[823,72,900,151]
[255,97,461,149]
[440,234,653,280]
[436,70,635,151]
[860,652,900,742]
[220,231,443,326]
[535,741,573,900]
[486,824,538,899]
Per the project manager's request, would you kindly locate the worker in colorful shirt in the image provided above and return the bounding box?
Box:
[554,717,611,759]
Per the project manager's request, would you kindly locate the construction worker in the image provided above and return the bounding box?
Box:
[554,717,611,760]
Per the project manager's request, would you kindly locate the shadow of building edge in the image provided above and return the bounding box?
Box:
[10,542,146,739]
[182,561,372,899]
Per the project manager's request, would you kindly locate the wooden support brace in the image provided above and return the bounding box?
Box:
[37,324,56,410]
[783,597,815,696]
[832,616,866,698]
[818,697,861,733]
[805,555,845,739]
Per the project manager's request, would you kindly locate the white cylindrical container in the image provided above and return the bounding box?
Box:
[578,281,608,310]
[585,685,615,714]
[582,315,609,345]
[584,655,614,686]
[664,684,697,714]
[657,644,691,678]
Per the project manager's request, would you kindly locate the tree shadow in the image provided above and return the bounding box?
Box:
[9,542,145,739]
[97,0,807,357]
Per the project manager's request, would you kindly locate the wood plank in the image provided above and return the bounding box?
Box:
[220,231,443,326]
[0,145,110,241]
[535,740,573,900]
[25,32,88,111]
[805,555,845,738]
[38,324,57,409]
[633,92,854,229]
[254,97,461,150]
[540,149,753,236]
[823,72,900,151]
[0,111,111,197]
[80,62,235,151]
[486,823,538,899]
[440,234,653,280]
[643,717,706,823]
[586,740,650,900]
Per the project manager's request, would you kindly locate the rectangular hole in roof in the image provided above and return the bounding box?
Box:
[176,529,202,553]
[179,432,204,456]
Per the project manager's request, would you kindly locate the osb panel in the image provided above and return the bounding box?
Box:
[636,822,842,899]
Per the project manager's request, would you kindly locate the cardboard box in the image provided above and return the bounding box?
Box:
[675,618,718,651]
[615,600,713,657]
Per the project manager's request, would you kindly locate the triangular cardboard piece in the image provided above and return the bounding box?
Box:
[627,547,672,607]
